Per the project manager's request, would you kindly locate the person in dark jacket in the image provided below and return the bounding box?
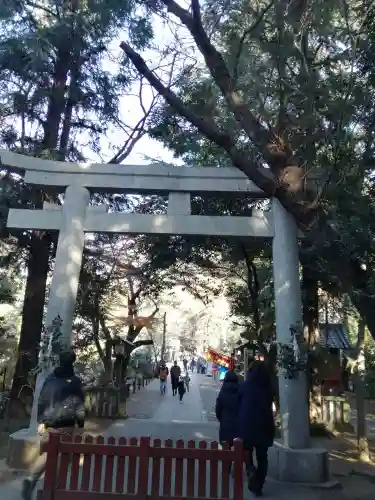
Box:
[237,361,275,497]
[170,361,181,396]
[215,370,241,446]
[177,375,186,402]
[22,349,85,500]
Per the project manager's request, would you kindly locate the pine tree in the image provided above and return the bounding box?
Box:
[0,0,154,411]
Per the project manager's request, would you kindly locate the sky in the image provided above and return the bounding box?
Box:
[97,7,195,167]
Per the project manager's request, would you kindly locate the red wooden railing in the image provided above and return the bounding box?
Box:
[37,433,244,500]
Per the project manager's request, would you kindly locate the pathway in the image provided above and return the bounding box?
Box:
[0,373,371,499]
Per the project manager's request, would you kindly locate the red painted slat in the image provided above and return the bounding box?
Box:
[115,437,127,493]
[186,440,195,497]
[138,437,150,497]
[162,439,173,497]
[209,441,219,498]
[92,436,105,492]
[174,440,184,497]
[43,432,60,498]
[151,438,161,498]
[221,442,230,498]
[81,435,93,491]
[233,440,244,500]
[69,434,83,491]
[126,437,138,494]
[197,441,207,497]
[57,434,72,490]
[104,437,116,492]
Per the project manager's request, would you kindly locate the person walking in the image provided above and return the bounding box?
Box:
[170,360,181,396]
[215,370,241,448]
[237,361,275,497]
[183,371,190,392]
[183,358,188,373]
[177,375,186,403]
[158,363,169,395]
[22,349,85,500]
[212,362,219,381]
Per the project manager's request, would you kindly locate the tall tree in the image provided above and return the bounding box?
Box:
[76,233,159,384]
[0,0,154,409]
[121,0,375,339]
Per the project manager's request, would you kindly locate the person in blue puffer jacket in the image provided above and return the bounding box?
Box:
[237,360,275,497]
[22,349,85,500]
[215,370,241,446]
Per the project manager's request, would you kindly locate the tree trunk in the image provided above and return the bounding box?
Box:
[9,37,73,415]
[302,264,321,423]
[101,340,114,385]
[9,234,51,415]
[355,318,369,461]
[113,356,124,387]
[161,312,166,361]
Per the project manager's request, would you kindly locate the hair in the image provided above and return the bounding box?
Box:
[224,370,238,383]
[249,360,272,386]
[250,359,268,372]
[59,349,76,367]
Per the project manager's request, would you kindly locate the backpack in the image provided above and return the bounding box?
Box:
[159,367,168,381]
[39,374,83,427]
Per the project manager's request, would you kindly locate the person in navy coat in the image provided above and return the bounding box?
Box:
[237,360,275,497]
[215,370,241,446]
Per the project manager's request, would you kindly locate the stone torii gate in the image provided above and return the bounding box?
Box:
[3,151,328,483]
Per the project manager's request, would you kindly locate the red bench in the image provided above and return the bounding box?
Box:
[37,433,244,500]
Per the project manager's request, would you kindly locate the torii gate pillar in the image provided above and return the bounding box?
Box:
[272,198,309,449]
[29,185,90,433]
[45,184,90,344]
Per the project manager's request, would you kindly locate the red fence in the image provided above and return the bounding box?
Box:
[37,433,244,500]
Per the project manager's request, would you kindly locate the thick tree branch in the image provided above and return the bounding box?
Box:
[132,339,154,349]
[157,0,288,167]
[108,78,158,164]
[119,41,275,196]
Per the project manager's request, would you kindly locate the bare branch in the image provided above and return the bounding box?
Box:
[119,41,275,195]
[108,78,159,164]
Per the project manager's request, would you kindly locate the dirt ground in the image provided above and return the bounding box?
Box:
[312,426,375,499]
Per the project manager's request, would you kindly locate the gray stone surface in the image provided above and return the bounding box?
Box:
[198,376,221,422]
[1,149,265,195]
[272,198,310,449]
[124,379,165,419]
[8,209,274,238]
[7,429,41,469]
[268,443,329,483]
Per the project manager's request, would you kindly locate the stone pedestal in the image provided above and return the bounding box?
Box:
[7,429,41,470]
[268,442,330,483]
